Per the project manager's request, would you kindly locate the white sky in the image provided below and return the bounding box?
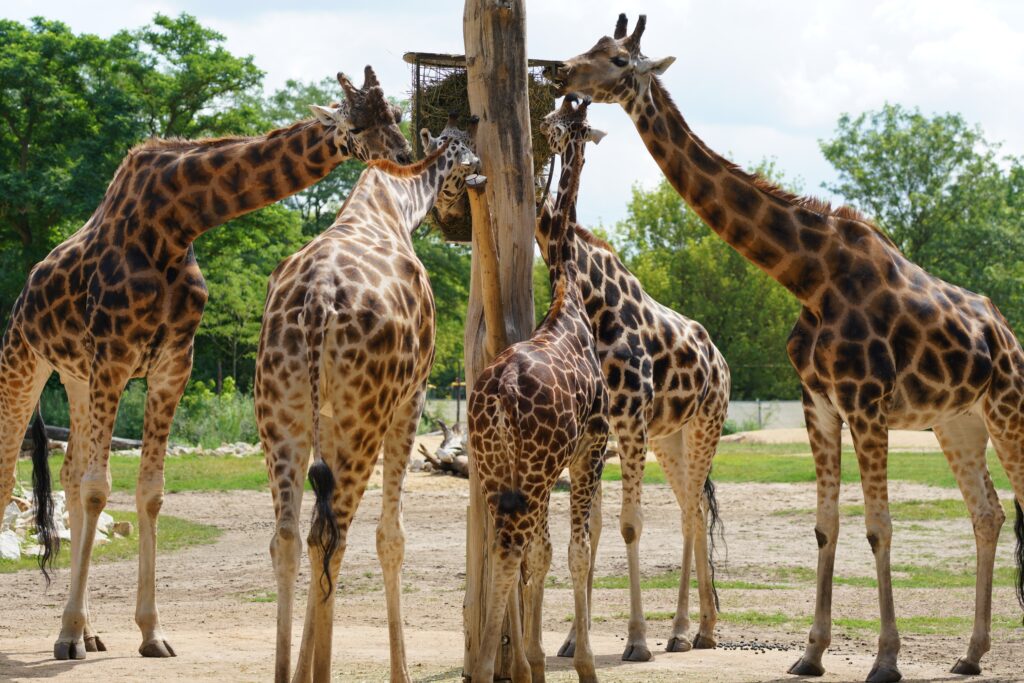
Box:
[7,0,1024,229]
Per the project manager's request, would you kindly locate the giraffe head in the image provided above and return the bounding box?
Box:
[548,14,676,106]
[310,66,412,163]
[540,94,607,156]
[420,115,481,223]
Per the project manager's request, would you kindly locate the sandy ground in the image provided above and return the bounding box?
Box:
[2,446,1022,682]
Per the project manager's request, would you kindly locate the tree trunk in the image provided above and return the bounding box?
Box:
[462,1,537,679]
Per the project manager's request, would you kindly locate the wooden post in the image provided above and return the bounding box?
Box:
[466,174,509,358]
[462,1,536,679]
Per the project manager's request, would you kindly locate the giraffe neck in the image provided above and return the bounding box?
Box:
[625,77,836,306]
[142,118,350,246]
[358,149,459,233]
[544,140,586,281]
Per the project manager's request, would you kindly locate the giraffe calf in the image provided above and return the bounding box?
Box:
[469,96,608,683]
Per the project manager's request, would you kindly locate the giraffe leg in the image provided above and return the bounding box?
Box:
[933,414,1002,676]
[789,388,843,677]
[376,392,427,683]
[0,329,51,520]
[59,376,107,653]
[652,428,695,652]
[566,438,603,683]
[683,416,722,649]
[507,573,532,683]
[264,425,310,683]
[54,361,129,660]
[293,432,377,683]
[473,544,525,683]
[135,356,190,658]
[524,512,552,680]
[617,429,652,662]
[557,479,602,659]
[850,422,902,683]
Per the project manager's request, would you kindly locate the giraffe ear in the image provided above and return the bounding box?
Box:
[586,128,607,145]
[420,127,434,151]
[636,55,676,76]
[310,104,345,127]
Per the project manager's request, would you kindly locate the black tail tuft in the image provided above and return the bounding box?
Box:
[1014,498,1023,620]
[703,474,725,612]
[31,407,58,585]
[307,460,340,602]
[497,490,528,516]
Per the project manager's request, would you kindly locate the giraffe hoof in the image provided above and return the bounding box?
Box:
[951,659,981,676]
[865,664,902,683]
[556,638,576,658]
[139,639,177,658]
[692,633,717,649]
[54,638,86,660]
[621,643,652,662]
[84,635,107,652]
[666,636,692,652]
[787,657,825,676]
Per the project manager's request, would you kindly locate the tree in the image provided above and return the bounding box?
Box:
[821,103,1024,329]
[614,162,803,400]
[413,230,472,391]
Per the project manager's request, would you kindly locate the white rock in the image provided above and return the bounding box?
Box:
[0,529,21,560]
[96,511,114,535]
[93,531,110,546]
[3,502,18,529]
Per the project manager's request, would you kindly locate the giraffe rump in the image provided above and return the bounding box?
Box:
[496,364,527,517]
[30,407,58,584]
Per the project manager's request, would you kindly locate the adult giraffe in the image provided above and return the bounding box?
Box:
[552,14,1024,682]
[0,67,410,662]
[537,101,730,661]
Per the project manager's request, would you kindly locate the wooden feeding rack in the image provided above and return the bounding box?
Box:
[404,51,560,242]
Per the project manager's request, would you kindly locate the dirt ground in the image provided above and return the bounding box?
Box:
[2,450,1022,682]
[722,428,945,451]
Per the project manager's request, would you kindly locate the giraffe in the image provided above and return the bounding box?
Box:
[254,118,479,683]
[537,99,731,662]
[468,95,609,683]
[0,66,411,662]
[552,14,1024,682]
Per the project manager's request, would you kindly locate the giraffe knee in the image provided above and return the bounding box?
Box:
[814,527,828,549]
[866,532,880,554]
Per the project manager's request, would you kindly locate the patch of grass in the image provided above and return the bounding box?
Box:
[769,564,1017,590]
[603,443,1013,491]
[246,590,277,603]
[18,453,269,493]
[592,571,775,591]
[840,498,1016,521]
[0,510,221,574]
[835,615,1021,635]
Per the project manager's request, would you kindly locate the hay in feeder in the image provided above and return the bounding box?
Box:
[407,53,559,242]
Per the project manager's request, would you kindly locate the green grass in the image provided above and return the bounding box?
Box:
[18,453,269,493]
[774,498,1016,521]
[592,571,775,591]
[602,443,1014,491]
[0,510,221,574]
[608,610,1020,635]
[770,563,1017,590]
[245,590,277,603]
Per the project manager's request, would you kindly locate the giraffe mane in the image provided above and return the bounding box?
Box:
[132,118,322,153]
[366,139,450,177]
[651,77,899,250]
[573,224,617,255]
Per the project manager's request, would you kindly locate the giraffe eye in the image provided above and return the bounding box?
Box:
[611,56,629,68]
[349,126,364,135]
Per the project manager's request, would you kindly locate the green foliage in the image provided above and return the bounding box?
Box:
[821,103,1024,330]
[614,162,803,399]
[414,230,471,391]
[173,377,258,447]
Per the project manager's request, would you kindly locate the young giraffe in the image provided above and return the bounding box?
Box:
[469,96,609,683]
[254,119,479,683]
[553,14,1024,681]
[0,66,411,662]
[537,102,730,662]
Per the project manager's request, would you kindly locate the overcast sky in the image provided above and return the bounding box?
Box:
[7,0,1024,229]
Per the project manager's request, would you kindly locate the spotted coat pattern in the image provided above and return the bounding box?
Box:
[255,124,478,683]
[0,67,411,663]
[554,14,1024,681]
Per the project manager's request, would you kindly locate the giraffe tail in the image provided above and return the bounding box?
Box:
[702,473,724,611]
[1014,497,1023,618]
[31,404,58,585]
[302,294,340,601]
[496,365,527,517]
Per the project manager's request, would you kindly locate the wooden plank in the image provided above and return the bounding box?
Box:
[462,1,537,679]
